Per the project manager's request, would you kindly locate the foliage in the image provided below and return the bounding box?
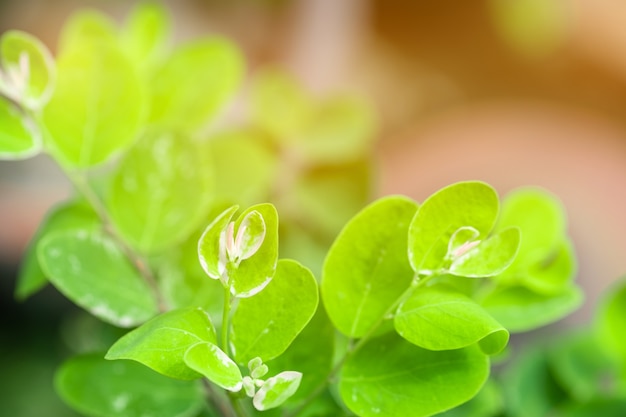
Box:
[0,3,598,417]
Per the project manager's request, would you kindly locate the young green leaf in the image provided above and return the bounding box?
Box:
[15,200,100,300]
[339,333,490,417]
[522,238,577,294]
[0,97,40,159]
[449,227,520,278]
[409,181,499,275]
[481,284,583,332]
[321,196,418,338]
[0,30,55,109]
[106,307,217,380]
[38,230,158,327]
[198,205,240,281]
[184,342,243,392]
[231,259,318,364]
[253,371,302,411]
[107,130,213,254]
[436,380,503,417]
[219,204,279,297]
[394,285,509,355]
[56,353,204,417]
[148,38,243,133]
[43,41,144,167]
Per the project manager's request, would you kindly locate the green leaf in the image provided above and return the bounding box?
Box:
[321,196,418,338]
[297,95,376,164]
[394,285,509,354]
[409,181,499,275]
[15,200,100,300]
[449,227,520,278]
[497,187,565,262]
[265,305,334,404]
[596,278,626,361]
[43,41,144,167]
[222,204,279,297]
[481,284,583,332]
[198,205,240,281]
[107,130,213,254]
[184,342,243,391]
[58,10,118,53]
[253,371,302,411]
[559,399,626,417]
[56,353,204,417]
[436,380,503,417]
[290,157,373,238]
[0,97,40,159]
[548,330,622,401]
[121,2,171,72]
[0,30,55,109]
[38,230,158,327]
[500,346,568,417]
[231,259,318,364]
[340,333,490,417]
[207,129,277,207]
[155,227,224,315]
[148,38,243,132]
[250,68,311,139]
[105,307,217,380]
[521,238,577,294]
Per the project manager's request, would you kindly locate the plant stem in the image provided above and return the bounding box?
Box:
[202,379,239,417]
[63,168,167,312]
[285,275,429,417]
[221,286,232,354]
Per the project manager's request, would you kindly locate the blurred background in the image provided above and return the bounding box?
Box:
[2,0,626,415]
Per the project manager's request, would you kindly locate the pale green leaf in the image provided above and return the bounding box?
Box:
[253,371,302,411]
[107,130,213,253]
[184,342,242,391]
[522,238,577,294]
[16,200,100,301]
[250,68,311,139]
[121,2,171,72]
[106,307,217,380]
[321,196,418,337]
[207,130,277,207]
[148,38,243,132]
[449,227,520,278]
[595,278,626,361]
[58,10,118,53]
[265,305,334,404]
[56,353,204,417]
[297,95,376,164]
[291,157,373,238]
[1,30,55,109]
[231,259,318,364]
[409,181,499,275]
[497,187,565,262]
[481,284,583,332]
[340,333,490,417]
[38,230,158,327]
[198,205,239,280]
[395,285,509,354]
[224,204,279,297]
[43,41,144,167]
[0,97,40,159]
